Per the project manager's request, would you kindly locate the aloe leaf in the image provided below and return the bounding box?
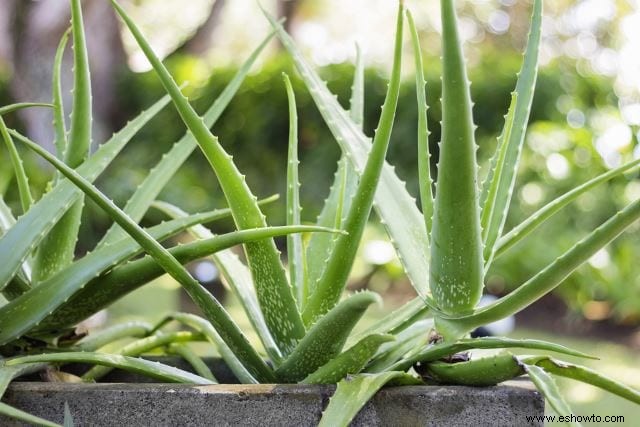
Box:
[1,117,33,212]
[53,28,71,159]
[82,331,203,381]
[34,0,93,283]
[97,30,275,249]
[158,313,256,384]
[0,93,170,292]
[365,319,432,373]
[151,200,283,365]
[167,343,217,382]
[350,296,429,344]
[481,0,543,269]
[523,356,640,405]
[276,291,381,383]
[304,156,358,302]
[389,336,596,372]
[302,334,394,384]
[6,353,215,384]
[282,73,306,308]
[0,103,53,116]
[523,364,578,425]
[495,156,640,258]
[304,48,363,302]
[481,92,518,256]
[437,196,640,337]
[318,371,416,427]
[0,196,32,292]
[429,0,483,315]
[112,0,304,356]
[302,2,404,325]
[10,136,278,383]
[420,353,524,386]
[76,321,153,351]
[407,10,434,235]
[263,7,432,302]
[0,402,60,427]
[63,402,74,427]
[34,224,336,335]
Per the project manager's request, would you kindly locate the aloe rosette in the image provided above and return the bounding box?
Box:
[1,0,639,426]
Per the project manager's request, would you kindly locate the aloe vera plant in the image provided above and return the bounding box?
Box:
[1,0,639,425]
[270,0,640,423]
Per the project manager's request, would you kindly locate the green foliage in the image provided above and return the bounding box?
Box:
[1,1,639,426]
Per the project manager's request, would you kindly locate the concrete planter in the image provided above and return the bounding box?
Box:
[1,359,544,426]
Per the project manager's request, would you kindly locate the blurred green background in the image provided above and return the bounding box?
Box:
[0,0,638,421]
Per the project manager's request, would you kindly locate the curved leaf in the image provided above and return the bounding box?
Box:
[390,336,596,372]
[302,1,404,325]
[6,353,214,384]
[10,135,276,383]
[112,0,304,356]
[276,291,381,383]
[0,92,171,291]
[481,0,543,269]
[302,334,394,384]
[318,372,419,427]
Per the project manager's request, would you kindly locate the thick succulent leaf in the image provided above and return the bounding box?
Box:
[349,43,365,128]
[97,29,275,248]
[429,0,483,315]
[304,157,358,303]
[302,334,394,384]
[76,321,153,351]
[283,73,306,308]
[481,92,518,256]
[9,136,277,383]
[318,371,418,427]
[264,7,432,302]
[63,402,74,427]
[3,172,255,335]
[481,0,543,269]
[34,224,335,335]
[34,0,93,283]
[523,356,640,405]
[82,331,202,381]
[304,49,363,304]
[156,313,256,384]
[0,103,53,116]
[523,364,578,425]
[0,93,170,291]
[0,196,32,292]
[365,319,432,373]
[1,117,33,212]
[495,156,640,258]
[112,0,304,356]
[66,0,92,167]
[6,353,214,384]
[436,196,640,338]
[152,200,283,365]
[167,343,217,382]
[0,402,60,427]
[390,336,596,372]
[349,296,429,344]
[276,291,381,383]
[420,353,524,386]
[52,28,70,159]
[302,2,404,325]
[0,362,47,396]
[407,10,433,235]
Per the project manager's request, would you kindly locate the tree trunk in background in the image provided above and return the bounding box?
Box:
[180,0,226,56]
[8,0,126,152]
[277,0,300,34]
